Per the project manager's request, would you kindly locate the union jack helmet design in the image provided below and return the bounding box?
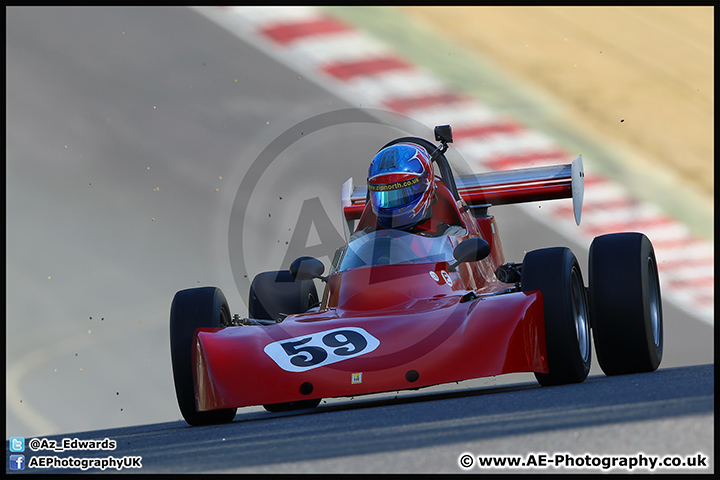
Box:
[368,143,435,230]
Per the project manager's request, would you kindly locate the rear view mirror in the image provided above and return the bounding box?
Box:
[448,238,490,271]
[289,256,326,281]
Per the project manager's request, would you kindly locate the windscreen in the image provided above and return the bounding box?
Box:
[334,229,456,273]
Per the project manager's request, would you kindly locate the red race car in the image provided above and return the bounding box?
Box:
[170,125,663,426]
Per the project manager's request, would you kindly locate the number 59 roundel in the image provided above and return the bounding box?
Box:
[264,327,380,372]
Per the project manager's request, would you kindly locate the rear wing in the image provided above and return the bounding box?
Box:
[343,155,584,227]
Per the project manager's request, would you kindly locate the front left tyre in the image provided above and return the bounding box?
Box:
[170,287,237,426]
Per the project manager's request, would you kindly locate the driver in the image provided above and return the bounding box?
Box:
[361,142,466,237]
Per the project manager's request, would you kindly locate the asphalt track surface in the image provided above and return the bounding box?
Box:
[5,7,714,474]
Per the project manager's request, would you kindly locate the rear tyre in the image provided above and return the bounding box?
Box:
[522,247,591,386]
[170,287,237,426]
[589,233,663,375]
[249,270,322,412]
[249,270,318,321]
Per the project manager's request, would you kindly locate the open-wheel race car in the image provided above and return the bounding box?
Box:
[170,125,663,426]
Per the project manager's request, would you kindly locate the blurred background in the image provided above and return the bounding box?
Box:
[333,6,713,239]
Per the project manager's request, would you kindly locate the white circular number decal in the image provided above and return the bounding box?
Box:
[264,327,380,372]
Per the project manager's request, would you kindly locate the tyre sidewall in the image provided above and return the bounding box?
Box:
[589,233,663,375]
[522,247,591,386]
[170,287,236,425]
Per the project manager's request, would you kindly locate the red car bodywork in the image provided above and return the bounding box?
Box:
[193,155,582,411]
[192,159,583,412]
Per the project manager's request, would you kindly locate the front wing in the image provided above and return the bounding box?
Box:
[193,291,547,411]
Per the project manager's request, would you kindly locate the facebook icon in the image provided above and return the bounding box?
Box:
[9,454,25,471]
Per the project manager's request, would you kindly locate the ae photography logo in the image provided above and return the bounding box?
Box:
[458,452,709,472]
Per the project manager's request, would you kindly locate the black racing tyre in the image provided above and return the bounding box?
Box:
[522,247,591,386]
[170,287,237,426]
[248,270,318,321]
[589,233,663,375]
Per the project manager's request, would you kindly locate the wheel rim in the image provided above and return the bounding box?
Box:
[647,256,661,347]
[571,268,590,362]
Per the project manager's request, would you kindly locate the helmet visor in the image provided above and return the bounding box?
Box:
[368,172,429,209]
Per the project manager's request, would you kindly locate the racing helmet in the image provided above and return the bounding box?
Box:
[367,142,435,230]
